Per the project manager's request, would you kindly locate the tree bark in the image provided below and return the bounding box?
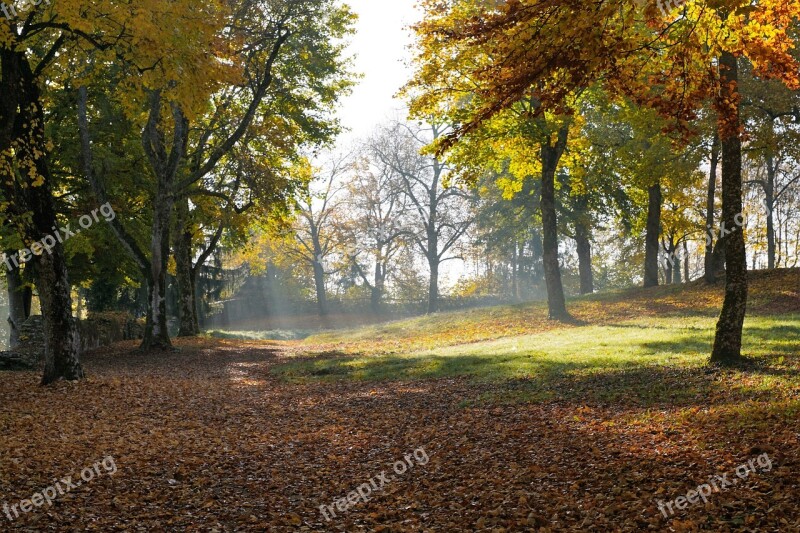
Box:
[139,92,188,351]
[540,125,570,320]
[1,50,83,383]
[765,154,776,270]
[644,182,662,288]
[313,260,328,316]
[141,187,174,350]
[427,252,440,314]
[174,198,199,336]
[711,50,748,364]
[683,239,690,283]
[705,135,720,282]
[370,261,385,314]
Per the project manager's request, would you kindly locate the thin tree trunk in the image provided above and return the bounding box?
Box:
[705,135,719,282]
[371,261,385,313]
[711,50,747,364]
[765,155,776,270]
[683,239,690,283]
[644,182,662,288]
[574,205,594,295]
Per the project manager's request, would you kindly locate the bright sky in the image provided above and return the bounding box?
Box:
[336,0,420,143]
[332,2,470,288]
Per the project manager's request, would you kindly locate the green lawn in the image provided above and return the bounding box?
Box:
[273,314,800,406]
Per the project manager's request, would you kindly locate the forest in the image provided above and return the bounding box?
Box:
[0,0,798,531]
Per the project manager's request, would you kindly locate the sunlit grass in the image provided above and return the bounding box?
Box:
[274,315,800,406]
[206,329,311,341]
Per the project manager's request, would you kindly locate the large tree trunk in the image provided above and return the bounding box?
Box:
[141,188,174,350]
[174,198,199,337]
[705,135,720,282]
[1,52,84,383]
[540,126,570,320]
[644,182,662,288]
[6,254,26,349]
[26,166,84,384]
[711,51,747,365]
[139,93,188,351]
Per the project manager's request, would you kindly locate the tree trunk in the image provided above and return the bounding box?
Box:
[141,185,174,350]
[683,239,690,283]
[574,211,594,295]
[175,198,199,336]
[6,255,26,349]
[672,245,682,284]
[540,126,570,320]
[662,239,674,285]
[1,52,84,383]
[427,253,439,314]
[711,50,747,365]
[644,182,662,288]
[765,154,776,270]
[26,169,84,383]
[313,259,328,316]
[139,93,188,351]
[370,261,385,314]
[705,135,719,282]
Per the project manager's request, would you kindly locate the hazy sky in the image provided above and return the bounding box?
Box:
[336,0,420,143]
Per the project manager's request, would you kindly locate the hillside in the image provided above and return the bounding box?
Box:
[297,268,800,356]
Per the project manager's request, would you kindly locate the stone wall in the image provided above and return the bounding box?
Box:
[0,313,143,371]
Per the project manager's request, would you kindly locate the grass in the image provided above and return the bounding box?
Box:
[205,329,312,341]
[298,269,799,356]
[273,270,800,408]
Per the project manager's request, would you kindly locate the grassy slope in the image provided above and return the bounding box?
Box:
[297,268,799,355]
[275,270,800,407]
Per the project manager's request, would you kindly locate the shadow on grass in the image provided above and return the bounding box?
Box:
[273,322,800,408]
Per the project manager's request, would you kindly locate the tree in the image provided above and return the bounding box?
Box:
[406,0,800,363]
[78,0,355,348]
[342,151,408,313]
[372,122,475,314]
[288,157,348,317]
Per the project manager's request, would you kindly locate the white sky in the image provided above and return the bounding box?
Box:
[330,1,470,288]
[335,0,420,144]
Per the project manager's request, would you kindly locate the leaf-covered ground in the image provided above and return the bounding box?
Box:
[0,269,798,532]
